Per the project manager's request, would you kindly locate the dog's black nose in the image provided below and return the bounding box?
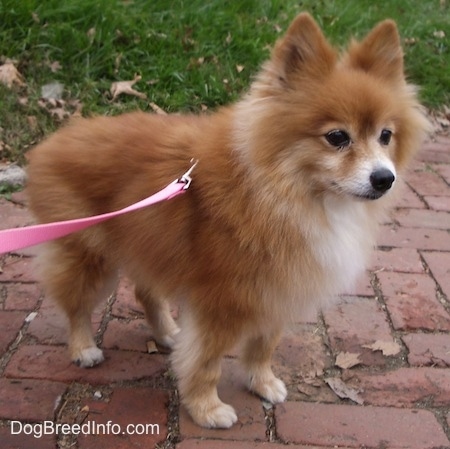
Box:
[370,168,395,192]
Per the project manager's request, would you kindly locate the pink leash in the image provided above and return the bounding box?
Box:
[0,162,197,255]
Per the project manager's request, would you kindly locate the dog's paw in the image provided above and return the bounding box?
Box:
[249,373,287,404]
[190,401,238,429]
[72,346,104,368]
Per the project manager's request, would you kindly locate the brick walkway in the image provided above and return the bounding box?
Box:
[1,135,450,449]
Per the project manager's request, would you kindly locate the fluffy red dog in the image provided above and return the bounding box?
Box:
[27,13,428,428]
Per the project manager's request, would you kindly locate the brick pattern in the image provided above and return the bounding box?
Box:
[0,136,449,448]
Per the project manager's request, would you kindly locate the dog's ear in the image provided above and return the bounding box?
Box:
[271,13,336,86]
[345,20,404,84]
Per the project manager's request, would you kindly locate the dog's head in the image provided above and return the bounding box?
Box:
[236,13,429,201]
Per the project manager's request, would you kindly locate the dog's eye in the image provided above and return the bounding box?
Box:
[379,129,392,146]
[325,130,351,149]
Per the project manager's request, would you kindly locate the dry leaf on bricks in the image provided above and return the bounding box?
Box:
[0,59,25,88]
[146,340,158,354]
[110,75,147,101]
[362,340,401,356]
[335,351,362,369]
[297,383,320,397]
[325,377,364,405]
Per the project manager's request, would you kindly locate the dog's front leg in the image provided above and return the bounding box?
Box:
[241,326,287,403]
[171,306,239,429]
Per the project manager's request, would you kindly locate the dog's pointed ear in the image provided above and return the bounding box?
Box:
[271,13,336,85]
[345,20,404,83]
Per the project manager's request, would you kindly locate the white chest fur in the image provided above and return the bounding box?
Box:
[313,196,376,297]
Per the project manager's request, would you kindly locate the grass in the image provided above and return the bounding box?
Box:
[0,0,449,164]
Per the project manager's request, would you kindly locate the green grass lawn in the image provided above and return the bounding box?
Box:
[0,0,449,164]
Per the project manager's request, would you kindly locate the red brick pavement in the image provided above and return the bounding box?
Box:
[1,135,450,448]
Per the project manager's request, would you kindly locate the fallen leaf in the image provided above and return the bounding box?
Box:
[68,98,83,117]
[325,377,364,405]
[303,377,323,387]
[146,340,158,354]
[404,37,418,45]
[149,102,167,115]
[362,340,401,356]
[18,97,28,106]
[0,60,26,88]
[274,24,282,33]
[297,383,320,397]
[49,61,62,73]
[335,351,362,369]
[49,107,70,121]
[27,116,38,130]
[236,64,245,73]
[110,75,147,101]
[114,53,123,74]
[87,27,96,42]
[37,98,47,109]
[0,141,11,155]
[38,98,71,121]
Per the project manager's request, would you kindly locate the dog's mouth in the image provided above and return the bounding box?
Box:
[351,190,386,201]
[329,182,389,201]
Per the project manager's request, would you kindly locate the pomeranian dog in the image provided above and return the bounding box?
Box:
[27,13,428,428]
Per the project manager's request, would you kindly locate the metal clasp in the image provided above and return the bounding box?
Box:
[176,159,198,190]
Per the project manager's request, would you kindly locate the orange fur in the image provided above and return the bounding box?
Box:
[26,13,428,428]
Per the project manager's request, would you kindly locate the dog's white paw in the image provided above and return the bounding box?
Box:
[190,401,238,429]
[72,346,104,368]
[249,373,287,404]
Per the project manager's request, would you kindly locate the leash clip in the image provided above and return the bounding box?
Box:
[176,159,198,190]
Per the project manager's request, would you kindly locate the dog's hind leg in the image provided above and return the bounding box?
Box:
[37,242,118,368]
[241,326,287,404]
[135,286,180,349]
